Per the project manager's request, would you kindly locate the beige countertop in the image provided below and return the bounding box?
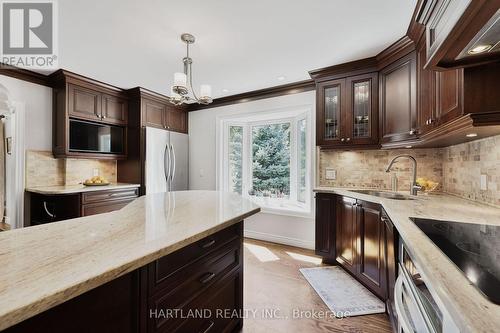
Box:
[314,187,500,333]
[25,183,141,195]
[0,190,260,331]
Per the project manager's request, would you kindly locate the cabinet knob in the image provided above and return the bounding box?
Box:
[341,138,345,142]
[409,129,417,135]
[346,137,351,142]
[102,115,106,119]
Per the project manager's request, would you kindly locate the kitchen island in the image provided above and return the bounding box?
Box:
[0,190,260,332]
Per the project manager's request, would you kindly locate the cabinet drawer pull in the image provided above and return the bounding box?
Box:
[199,272,216,284]
[201,239,216,248]
[200,320,215,333]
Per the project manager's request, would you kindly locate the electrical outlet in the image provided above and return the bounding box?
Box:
[325,168,336,180]
[480,174,487,190]
[93,168,99,177]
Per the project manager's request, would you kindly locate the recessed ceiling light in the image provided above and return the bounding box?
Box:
[467,44,492,55]
[277,76,286,81]
[222,89,229,93]
[405,145,413,149]
[466,133,478,138]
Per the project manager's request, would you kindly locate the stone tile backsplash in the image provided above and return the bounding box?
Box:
[319,135,500,207]
[319,148,444,192]
[442,135,500,207]
[25,150,117,188]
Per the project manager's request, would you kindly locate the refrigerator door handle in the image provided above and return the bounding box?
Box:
[164,143,170,187]
[170,143,176,185]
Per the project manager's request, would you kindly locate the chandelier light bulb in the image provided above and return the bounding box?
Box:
[200,84,212,98]
[174,72,187,88]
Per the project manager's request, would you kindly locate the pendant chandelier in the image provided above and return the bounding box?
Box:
[169,33,212,106]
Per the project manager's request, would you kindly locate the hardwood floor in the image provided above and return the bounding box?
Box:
[241,238,392,333]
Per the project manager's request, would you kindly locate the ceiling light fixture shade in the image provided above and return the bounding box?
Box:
[169,33,212,106]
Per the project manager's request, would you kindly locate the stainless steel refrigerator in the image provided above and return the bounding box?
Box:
[145,127,188,194]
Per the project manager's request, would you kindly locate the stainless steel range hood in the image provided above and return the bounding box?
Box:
[457,8,500,60]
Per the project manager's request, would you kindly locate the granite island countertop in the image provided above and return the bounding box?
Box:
[314,187,500,333]
[0,190,260,331]
[25,183,141,195]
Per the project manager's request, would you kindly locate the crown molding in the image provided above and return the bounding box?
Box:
[187,79,315,112]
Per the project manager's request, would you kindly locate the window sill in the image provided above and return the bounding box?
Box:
[248,197,313,218]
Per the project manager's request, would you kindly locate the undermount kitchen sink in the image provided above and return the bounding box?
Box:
[351,189,415,200]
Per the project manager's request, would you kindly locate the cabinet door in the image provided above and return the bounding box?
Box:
[142,98,166,129]
[417,37,436,134]
[435,68,463,124]
[165,105,187,133]
[346,72,378,145]
[357,200,386,299]
[335,196,357,275]
[316,79,345,146]
[379,52,418,145]
[383,212,397,302]
[102,94,128,125]
[315,193,336,260]
[68,84,101,121]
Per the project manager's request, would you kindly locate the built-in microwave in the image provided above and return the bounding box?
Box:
[69,119,125,155]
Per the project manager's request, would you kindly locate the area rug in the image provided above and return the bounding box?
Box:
[299,266,385,316]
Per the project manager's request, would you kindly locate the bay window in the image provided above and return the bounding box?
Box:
[219,108,312,216]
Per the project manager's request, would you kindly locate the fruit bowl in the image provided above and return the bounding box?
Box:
[83,181,111,186]
[83,176,110,186]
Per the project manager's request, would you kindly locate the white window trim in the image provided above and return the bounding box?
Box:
[217,105,314,218]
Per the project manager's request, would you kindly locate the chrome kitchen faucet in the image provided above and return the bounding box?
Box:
[385,154,422,196]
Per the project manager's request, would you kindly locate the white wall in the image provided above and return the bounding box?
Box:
[189,91,316,249]
[0,75,53,151]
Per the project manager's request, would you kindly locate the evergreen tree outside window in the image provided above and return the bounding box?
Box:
[220,109,312,216]
[251,123,290,198]
[228,126,243,194]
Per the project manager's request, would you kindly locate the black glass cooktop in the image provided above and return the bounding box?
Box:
[410,218,500,304]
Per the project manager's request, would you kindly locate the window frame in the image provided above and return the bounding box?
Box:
[218,106,313,218]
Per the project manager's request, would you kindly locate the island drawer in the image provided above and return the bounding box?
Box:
[149,268,242,333]
[81,187,139,204]
[150,223,241,289]
[149,237,241,303]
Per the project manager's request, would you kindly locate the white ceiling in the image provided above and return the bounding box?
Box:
[54,0,417,98]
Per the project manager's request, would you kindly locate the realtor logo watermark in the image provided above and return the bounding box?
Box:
[1,0,58,69]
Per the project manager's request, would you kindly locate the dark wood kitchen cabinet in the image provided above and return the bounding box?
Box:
[5,222,244,333]
[67,84,128,126]
[67,84,102,121]
[316,193,388,299]
[356,200,386,299]
[335,196,357,275]
[101,94,128,125]
[26,187,139,226]
[379,52,418,147]
[315,193,336,262]
[382,210,398,328]
[50,70,129,159]
[141,92,188,133]
[316,72,378,148]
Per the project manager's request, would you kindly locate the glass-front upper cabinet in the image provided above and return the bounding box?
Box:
[316,79,345,146]
[316,73,378,148]
[347,72,378,145]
